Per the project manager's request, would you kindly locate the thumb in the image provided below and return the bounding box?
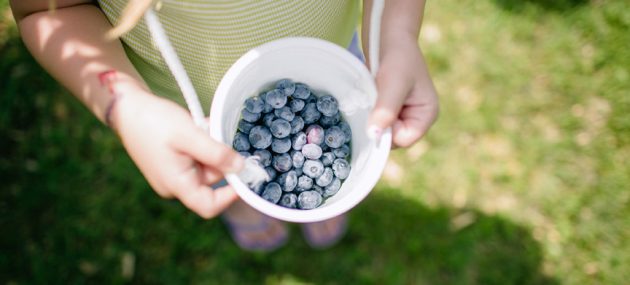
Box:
[367,71,409,140]
[174,125,245,174]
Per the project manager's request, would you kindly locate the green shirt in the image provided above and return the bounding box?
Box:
[98,0,360,111]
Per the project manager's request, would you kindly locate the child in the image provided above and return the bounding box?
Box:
[10,0,438,251]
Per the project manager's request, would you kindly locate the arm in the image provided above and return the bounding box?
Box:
[362,0,439,148]
[11,1,243,218]
[12,0,146,126]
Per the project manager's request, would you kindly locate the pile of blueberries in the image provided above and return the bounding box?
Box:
[232,79,352,210]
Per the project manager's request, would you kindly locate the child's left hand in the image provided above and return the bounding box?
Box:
[368,38,439,148]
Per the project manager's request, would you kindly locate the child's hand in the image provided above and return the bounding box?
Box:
[368,37,439,148]
[112,90,244,218]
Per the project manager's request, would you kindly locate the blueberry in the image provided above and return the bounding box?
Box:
[297,175,313,191]
[277,170,297,192]
[323,178,341,198]
[238,120,255,134]
[263,113,275,128]
[291,150,305,168]
[274,106,295,122]
[311,185,324,196]
[305,124,325,145]
[272,153,292,172]
[321,152,335,166]
[332,158,351,179]
[270,119,291,138]
[319,112,341,128]
[316,95,339,117]
[324,126,345,148]
[321,143,330,152]
[305,94,318,104]
[241,108,261,123]
[302,143,323,160]
[265,166,277,181]
[303,159,325,178]
[316,167,334,187]
[295,167,303,177]
[293,83,311,99]
[291,131,307,150]
[251,183,264,195]
[338,122,352,143]
[290,116,305,134]
[261,182,282,204]
[290,98,305,112]
[233,132,250,151]
[238,151,251,158]
[245,96,265,113]
[263,102,274,113]
[298,191,322,209]
[253,149,272,167]
[301,103,321,124]
[271,137,291,154]
[333,144,350,158]
[248,126,272,149]
[279,193,298,208]
[276,78,296,96]
[265,89,287,109]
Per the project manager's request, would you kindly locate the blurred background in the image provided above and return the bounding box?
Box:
[1,0,628,284]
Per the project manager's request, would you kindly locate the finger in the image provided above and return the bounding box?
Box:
[391,108,435,148]
[391,91,439,148]
[175,184,239,219]
[200,164,223,185]
[173,126,244,174]
[368,69,412,140]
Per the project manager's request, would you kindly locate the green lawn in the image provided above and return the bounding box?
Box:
[1,1,628,284]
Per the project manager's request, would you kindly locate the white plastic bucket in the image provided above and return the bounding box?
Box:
[209,37,391,223]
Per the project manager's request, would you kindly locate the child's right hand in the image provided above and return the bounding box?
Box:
[111,86,244,218]
[12,2,242,218]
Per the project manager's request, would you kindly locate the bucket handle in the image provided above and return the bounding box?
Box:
[143,2,384,186]
[143,1,384,128]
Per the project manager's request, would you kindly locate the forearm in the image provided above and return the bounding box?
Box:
[15,3,150,128]
[362,0,426,64]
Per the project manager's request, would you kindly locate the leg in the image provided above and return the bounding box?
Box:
[222,199,289,252]
[301,213,348,249]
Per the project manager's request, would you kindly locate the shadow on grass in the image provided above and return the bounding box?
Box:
[1,21,555,285]
[492,0,588,13]
[2,181,559,284]
[230,192,558,285]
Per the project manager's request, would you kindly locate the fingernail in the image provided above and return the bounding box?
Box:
[367,125,382,141]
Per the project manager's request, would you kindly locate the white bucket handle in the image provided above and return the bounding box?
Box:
[143,2,384,187]
[143,1,384,126]
[369,0,384,77]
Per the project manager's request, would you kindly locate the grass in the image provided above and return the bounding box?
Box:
[1,0,628,284]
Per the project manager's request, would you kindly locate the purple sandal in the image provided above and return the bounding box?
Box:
[222,214,288,252]
[301,214,348,249]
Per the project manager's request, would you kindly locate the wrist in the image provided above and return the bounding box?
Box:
[99,72,153,135]
[381,31,419,56]
[379,36,421,66]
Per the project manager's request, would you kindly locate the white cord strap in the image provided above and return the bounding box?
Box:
[142,4,383,185]
[144,8,208,131]
[144,2,383,126]
[144,7,270,186]
[369,0,384,77]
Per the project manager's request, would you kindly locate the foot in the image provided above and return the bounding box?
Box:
[222,200,288,252]
[301,214,348,249]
